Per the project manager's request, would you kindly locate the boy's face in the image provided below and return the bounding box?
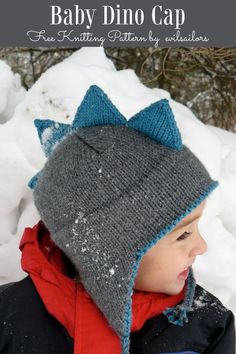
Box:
[134,201,207,295]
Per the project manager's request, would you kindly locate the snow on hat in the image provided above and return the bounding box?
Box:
[29,85,218,353]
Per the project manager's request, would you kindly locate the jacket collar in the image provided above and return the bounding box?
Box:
[20,221,185,354]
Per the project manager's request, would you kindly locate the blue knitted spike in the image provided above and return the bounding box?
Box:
[72,85,127,129]
[127,99,183,150]
[34,119,71,157]
[28,171,42,190]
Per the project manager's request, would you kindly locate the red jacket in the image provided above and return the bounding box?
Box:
[19,221,185,354]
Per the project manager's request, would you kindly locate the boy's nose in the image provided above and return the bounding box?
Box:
[189,232,208,257]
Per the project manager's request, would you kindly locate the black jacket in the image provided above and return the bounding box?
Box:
[0,276,235,354]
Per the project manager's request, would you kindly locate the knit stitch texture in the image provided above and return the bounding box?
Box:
[32,86,218,353]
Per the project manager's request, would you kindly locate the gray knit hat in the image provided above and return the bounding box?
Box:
[30,86,218,353]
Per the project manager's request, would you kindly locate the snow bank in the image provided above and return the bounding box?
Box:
[0,60,26,124]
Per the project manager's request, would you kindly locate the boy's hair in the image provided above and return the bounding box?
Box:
[31,85,218,353]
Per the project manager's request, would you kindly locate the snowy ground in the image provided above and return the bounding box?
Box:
[0,48,236,316]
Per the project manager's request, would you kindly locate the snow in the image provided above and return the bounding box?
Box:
[0,48,236,316]
[0,60,26,124]
[109,268,115,276]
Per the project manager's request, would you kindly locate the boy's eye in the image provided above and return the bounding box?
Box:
[177,231,192,241]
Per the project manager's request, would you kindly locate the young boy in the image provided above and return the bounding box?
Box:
[0,86,235,354]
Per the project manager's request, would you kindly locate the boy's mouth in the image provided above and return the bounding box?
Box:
[178,267,189,280]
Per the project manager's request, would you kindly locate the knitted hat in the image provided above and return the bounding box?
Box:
[30,86,218,354]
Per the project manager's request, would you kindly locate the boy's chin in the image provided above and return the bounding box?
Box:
[134,281,185,295]
[164,280,186,295]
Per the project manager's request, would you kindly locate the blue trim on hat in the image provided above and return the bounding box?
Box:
[121,180,219,354]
